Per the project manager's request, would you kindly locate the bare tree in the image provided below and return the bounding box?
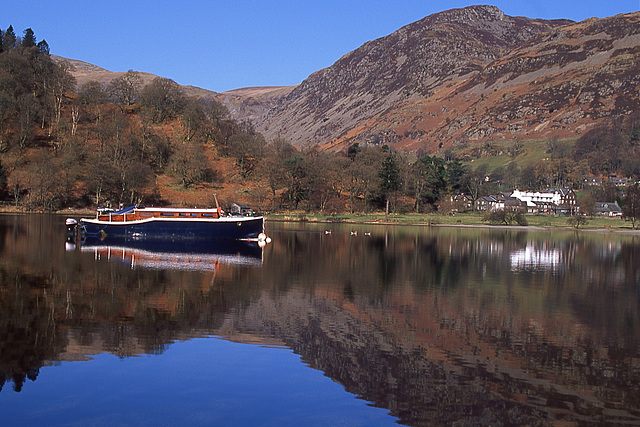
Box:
[507,138,522,158]
[140,77,186,123]
[16,93,38,149]
[169,141,210,188]
[622,183,640,229]
[108,70,142,110]
[49,61,75,134]
[79,80,108,125]
[0,91,14,151]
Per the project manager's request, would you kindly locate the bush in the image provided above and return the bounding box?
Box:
[482,208,528,226]
[567,215,589,229]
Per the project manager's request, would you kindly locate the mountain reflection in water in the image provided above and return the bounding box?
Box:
[1,215,639,426]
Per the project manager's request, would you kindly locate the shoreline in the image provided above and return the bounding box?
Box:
[265,216,640,235]
[2,207,638,235]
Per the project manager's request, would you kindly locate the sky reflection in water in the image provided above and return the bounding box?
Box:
[1,337,394,426]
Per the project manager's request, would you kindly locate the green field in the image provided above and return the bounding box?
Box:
[267,211,635,231]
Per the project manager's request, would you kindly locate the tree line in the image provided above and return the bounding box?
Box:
[1,25,639,216]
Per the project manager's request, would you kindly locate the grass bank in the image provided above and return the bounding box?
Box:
[266,211,638,232]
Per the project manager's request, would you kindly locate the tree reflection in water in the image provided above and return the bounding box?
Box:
[0,215,639,425]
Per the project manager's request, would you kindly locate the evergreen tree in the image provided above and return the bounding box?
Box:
[347,143,361,161]
[37,39,49,55]
[0,28,4,53]
[3,26,16,50]
[445,158,467,192]
[409,155,447,212]
[379,153,401,215]
[22,28,36,49]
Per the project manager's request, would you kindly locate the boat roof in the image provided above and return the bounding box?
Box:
[135,207,220,212]
[99,205,221,214]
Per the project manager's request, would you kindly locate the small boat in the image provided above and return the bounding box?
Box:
[72,198,266,242]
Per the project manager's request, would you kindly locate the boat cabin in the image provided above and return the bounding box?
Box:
[97,206,222,222]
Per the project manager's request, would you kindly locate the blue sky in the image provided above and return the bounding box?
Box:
[4,1,638,92]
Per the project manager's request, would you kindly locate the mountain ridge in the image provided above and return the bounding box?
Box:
[52,55,222,101]
[57,6,640,154]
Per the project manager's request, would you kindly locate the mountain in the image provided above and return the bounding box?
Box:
[53,56,293,119]
[222,6,640,153]
[51,56,220,100]
[57,6,640,155]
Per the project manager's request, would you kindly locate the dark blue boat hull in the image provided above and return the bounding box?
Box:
[80,216,264,240]
[80,235,263,258]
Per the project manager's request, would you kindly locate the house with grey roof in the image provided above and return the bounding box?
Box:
[593,202,623,217]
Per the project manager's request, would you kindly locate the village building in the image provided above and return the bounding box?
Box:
[510,188,577,215]
[449,194,474,212]
[609,177,629,186]
[583,177,603,186]
[475,193,526,212]
[593,202,623,217]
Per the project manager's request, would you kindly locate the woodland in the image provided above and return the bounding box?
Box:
[1,26,640,217]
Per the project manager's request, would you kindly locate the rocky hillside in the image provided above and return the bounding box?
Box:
[224,6,639,154]
[57,6,640,155]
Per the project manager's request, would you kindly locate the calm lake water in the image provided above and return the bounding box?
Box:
[0,213,639,426]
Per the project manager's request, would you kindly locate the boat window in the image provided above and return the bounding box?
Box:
[190,213,199,217]
[202,213,214,217]
[161,213,175,217]
[179,213,187,217]
[140,212,154,217]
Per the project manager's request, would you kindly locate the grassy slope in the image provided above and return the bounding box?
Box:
[458,138,577,172]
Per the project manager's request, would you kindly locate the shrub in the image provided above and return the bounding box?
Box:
[482,208,528,226]
[567,215,589,229]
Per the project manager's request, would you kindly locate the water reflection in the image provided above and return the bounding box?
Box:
[1,215,639,425]
[510,242,563,271]
[72,235,263,270]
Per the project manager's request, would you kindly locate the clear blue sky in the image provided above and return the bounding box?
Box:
[4,1,639,92]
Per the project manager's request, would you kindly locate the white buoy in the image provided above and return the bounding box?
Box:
[258,233,271,245]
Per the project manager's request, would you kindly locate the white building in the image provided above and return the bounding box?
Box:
[511,188,576,214]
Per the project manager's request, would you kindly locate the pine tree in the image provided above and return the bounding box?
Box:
[3,25,16,50]
[379,153,401,215]
[37,39,49,55]
[22,28,36,49]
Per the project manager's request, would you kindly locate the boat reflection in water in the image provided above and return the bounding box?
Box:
[68,235,263,270]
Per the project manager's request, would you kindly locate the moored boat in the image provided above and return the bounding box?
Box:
[73,203,266,242]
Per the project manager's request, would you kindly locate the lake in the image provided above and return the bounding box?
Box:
[0,213,639,426]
